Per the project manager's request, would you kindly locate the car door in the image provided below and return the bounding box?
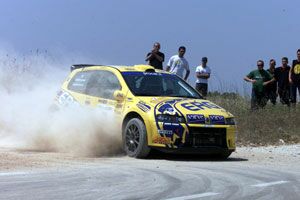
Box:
[84,70,123,113]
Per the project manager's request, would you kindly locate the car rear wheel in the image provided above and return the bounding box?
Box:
[123,118,151,158]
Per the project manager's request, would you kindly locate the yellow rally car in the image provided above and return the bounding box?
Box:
[55,64,237,158]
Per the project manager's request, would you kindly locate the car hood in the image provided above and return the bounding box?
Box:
[137,97,234,118]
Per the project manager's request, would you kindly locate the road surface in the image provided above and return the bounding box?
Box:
[0,145,299,200]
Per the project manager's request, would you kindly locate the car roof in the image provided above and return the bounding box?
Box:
[71,64,167,73]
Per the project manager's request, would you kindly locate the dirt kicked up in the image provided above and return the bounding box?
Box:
[0,51,123,157]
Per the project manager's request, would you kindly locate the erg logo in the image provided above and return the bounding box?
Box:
[181,102,221,111]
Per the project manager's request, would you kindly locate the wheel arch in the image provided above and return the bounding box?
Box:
[122,112,145,133]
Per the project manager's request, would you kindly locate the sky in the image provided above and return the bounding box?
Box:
[0,0,299,94]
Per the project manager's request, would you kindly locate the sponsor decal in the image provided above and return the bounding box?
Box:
[125,67,135,70]
[143,72,162,76]
[209,115,225,125]
[162,123,184,138]
[158,104,175,115]
[158,130,173,136]
[98,99,108,104]
[181,101,221,111]
[153,136,171,144]
[204,124,214,127]
[97,104,113,110]
[154,99,188,147]
[186,114,205,123]
[127,98,133,102]
[137,101,151,112]
[156,99,183,115]
[56,91,78,106]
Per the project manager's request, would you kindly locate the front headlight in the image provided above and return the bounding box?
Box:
[225,117,236,125]
[156,114,186,123]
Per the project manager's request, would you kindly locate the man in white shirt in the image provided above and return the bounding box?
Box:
[166,46,190,81]
[195,57,211,97]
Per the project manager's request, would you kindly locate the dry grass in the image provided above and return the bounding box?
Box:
[207,92,300,146]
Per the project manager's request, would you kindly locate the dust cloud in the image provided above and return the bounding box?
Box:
[0,50,123,157]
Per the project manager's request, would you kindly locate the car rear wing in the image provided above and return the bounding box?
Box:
[70,64,103,71]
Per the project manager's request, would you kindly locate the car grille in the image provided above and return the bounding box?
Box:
[184,127,227,147]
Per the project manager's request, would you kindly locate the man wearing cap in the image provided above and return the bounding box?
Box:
[195,57,211,97]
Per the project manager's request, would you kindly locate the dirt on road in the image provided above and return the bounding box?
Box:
[0,144,299,171]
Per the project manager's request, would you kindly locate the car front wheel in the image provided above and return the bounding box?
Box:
[123,118,151,158]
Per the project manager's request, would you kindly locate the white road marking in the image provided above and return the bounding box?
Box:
[0,172,30,176]
[252,181,289,187]
[165,192,219,200]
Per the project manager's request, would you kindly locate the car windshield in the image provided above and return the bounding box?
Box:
[122,72,202,99]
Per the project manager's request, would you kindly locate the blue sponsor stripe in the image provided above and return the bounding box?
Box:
[173,101,190,136]
[154,101,163,131]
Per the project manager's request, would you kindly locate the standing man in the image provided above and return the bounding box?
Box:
[195,57,211,97]
[289,49,300,106]
[274,57,291,106]
[265,59,277,105]
[244,60,274,110]
[166,46,190,81]
[145,42,165,70]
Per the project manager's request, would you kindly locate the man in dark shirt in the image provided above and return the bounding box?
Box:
[289,49,300,105]
[274,57,291,106]
[265,59,277,105]
[145,42,165,70]
[244,60,274,110]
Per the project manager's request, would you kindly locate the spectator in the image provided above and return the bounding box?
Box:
[244,60,274,110]
[289,49,300,106]
[274,57,291,106]
[145,42,165,70]
[195,57,211,97]
[166,46,190,81]
[265,59,277,105]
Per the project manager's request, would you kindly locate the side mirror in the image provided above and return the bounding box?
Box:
[113,90,125,102]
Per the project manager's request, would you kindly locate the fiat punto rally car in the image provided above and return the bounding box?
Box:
[55,64,236,158]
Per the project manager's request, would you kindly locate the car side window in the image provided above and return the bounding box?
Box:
[68,71,92,93]
[85,70,121,99]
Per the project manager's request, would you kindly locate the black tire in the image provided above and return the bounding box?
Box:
[123,118,151,158]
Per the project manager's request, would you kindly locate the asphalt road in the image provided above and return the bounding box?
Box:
[0,148,300,200]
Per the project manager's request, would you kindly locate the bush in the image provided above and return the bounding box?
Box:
[207,92,300,146]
